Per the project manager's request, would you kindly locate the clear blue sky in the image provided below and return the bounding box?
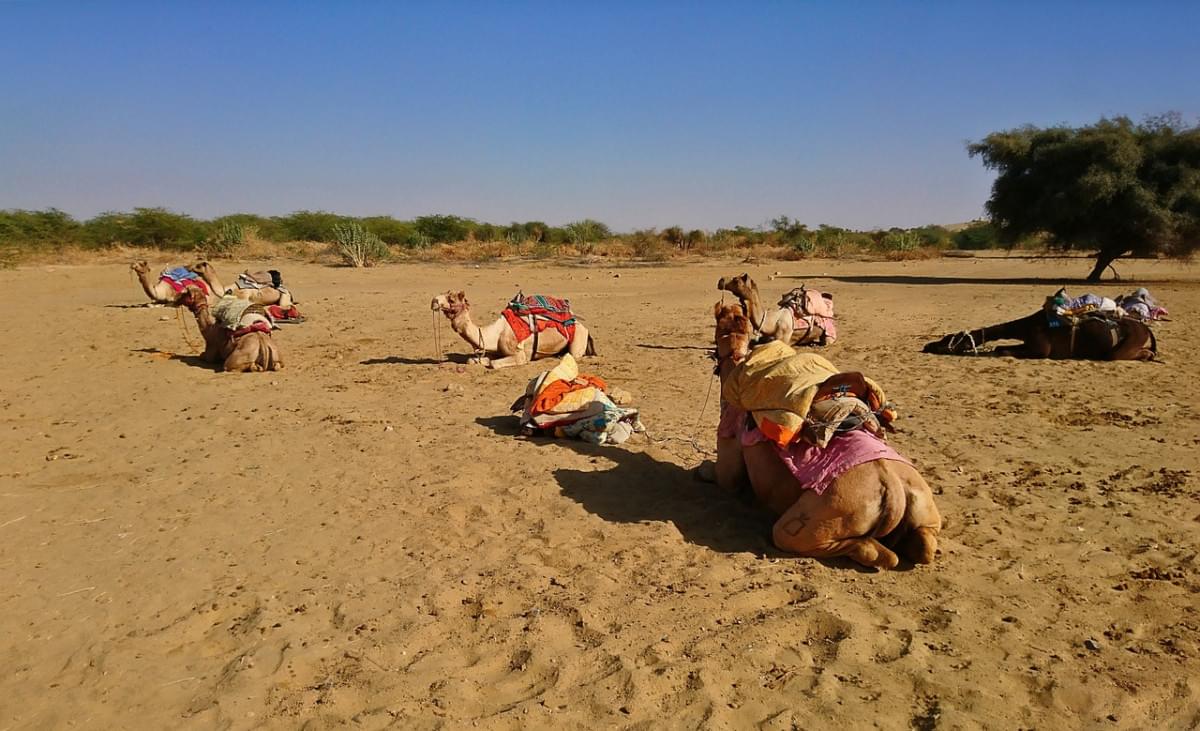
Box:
[1,1,1196,231]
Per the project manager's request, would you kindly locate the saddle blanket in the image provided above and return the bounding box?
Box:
[719,403,909,495]
[159,267,209,295]
[502,293,577,345]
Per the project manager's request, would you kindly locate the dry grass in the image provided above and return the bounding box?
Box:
[1,237,953,268]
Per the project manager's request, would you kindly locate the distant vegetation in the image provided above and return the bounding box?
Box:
[0,206,1027,265]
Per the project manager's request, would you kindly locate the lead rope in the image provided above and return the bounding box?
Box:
[432,311,444,361]
[643,369,718,461]
[175,305,201,352]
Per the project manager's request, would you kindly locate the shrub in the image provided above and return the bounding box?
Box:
[564,219,611,246]
[275,210,346,241]
[414,214,473,244]
[208,219,246,255]
[332,222,389,267]
[953,221,1001,250]
[0,208,82,248]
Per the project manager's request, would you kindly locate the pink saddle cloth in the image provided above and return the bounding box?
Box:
[718,403,908,495]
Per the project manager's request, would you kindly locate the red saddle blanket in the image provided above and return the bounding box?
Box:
[161,276,209,295]
[502,293,577,345]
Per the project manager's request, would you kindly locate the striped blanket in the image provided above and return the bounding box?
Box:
[502,293,577,346]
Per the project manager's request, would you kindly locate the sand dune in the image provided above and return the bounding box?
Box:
[1,256,1197,729]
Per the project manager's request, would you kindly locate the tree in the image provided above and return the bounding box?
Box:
[969,115,1200,281]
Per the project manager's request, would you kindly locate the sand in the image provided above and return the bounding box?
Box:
[1,255,1197,729]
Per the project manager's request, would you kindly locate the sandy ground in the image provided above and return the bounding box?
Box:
[1,255,1198,729]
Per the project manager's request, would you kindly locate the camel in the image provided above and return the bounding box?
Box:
[923,310,1157,360]
[131,261,209,305]
[191,261,295,308]
[699,302,941,569]
[717,273,829,346]
[431,290,595,369]
[179,286,283,372]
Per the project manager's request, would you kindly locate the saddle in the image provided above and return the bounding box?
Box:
[778,285,837,344]
[502,292,578,354]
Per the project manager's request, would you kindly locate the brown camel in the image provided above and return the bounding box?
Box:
[699,302,941,569]
[923,311,1156,360]
[191,261,295,308]
[431,291,595,369]
[131,261,209,305]
[717,273,827,346]
[179,286,283,372]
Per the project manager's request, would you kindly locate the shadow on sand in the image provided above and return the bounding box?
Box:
[635,343,713,352]
[131,347,215,370]
[361,353,472,366]
[475,415,775,556]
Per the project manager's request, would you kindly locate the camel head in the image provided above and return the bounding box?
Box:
[431,290,469,318]
[922,331,974,355]
[179,284,208,312]
[716,273,758,302]
[714,301,753,368]
[191,261,214,277]
[130,260,150,274]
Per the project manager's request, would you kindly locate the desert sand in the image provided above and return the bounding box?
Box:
[1,255,1197,729]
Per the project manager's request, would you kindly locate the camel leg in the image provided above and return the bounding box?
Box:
[889,471,942,564]
[769,481,902,570]
[487,349,531,369]
[567,324,590,360]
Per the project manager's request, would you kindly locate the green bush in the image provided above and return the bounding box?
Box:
[359,216,415,246]
[274,210,347,241]
[332,222,389,267]
[414,215,473,244]
[953,221,1001,250]
[0,208,82,247]
[208,219,245,255]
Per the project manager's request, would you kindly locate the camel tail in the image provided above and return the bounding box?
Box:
[585,335,597,357]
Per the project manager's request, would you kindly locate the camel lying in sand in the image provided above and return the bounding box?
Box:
[191,261,295,308]
[431,290,595,369]
[700,302,941,569]
[180,286,283,372]
[923,310,1157,360]
[131,261,210,305]
[717,273,830,346]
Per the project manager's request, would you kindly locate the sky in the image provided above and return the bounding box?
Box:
[1,1,1196,232]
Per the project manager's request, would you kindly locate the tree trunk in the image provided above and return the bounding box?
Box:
[1086,249,1124,282]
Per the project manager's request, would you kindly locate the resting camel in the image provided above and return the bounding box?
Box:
[179,286,283,372]
[699,302,941,569]
[131,261,208,305]
[191,261,295,308]
[717,273,827,346]
[431,291,595,369]
[923,310,1157,360]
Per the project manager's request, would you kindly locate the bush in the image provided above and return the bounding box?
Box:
[207,219,246,255]
[332,222,389,267]
[953,221,1001,250]
[80,207,204,249]
[413,215,473,244]
[358,216,415,246]
[275,210,346,242]
[564,219,611,246]
[0,208,82,248]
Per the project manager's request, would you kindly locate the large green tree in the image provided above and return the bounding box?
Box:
[969,115,1200,280]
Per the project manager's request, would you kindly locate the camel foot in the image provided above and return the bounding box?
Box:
[842,538,900,570]
[896,526,938,565]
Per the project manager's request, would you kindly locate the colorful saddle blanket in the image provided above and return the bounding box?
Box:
[159,267,209,295]
[502,292,577,346]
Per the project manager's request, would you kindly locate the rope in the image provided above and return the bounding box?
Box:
[175,305,202,353]
[642,370,718,460]
[432,310,444,361]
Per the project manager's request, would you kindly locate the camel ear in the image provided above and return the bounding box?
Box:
[717,277,727,289]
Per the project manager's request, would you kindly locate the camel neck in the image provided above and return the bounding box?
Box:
[449,309,482,348]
